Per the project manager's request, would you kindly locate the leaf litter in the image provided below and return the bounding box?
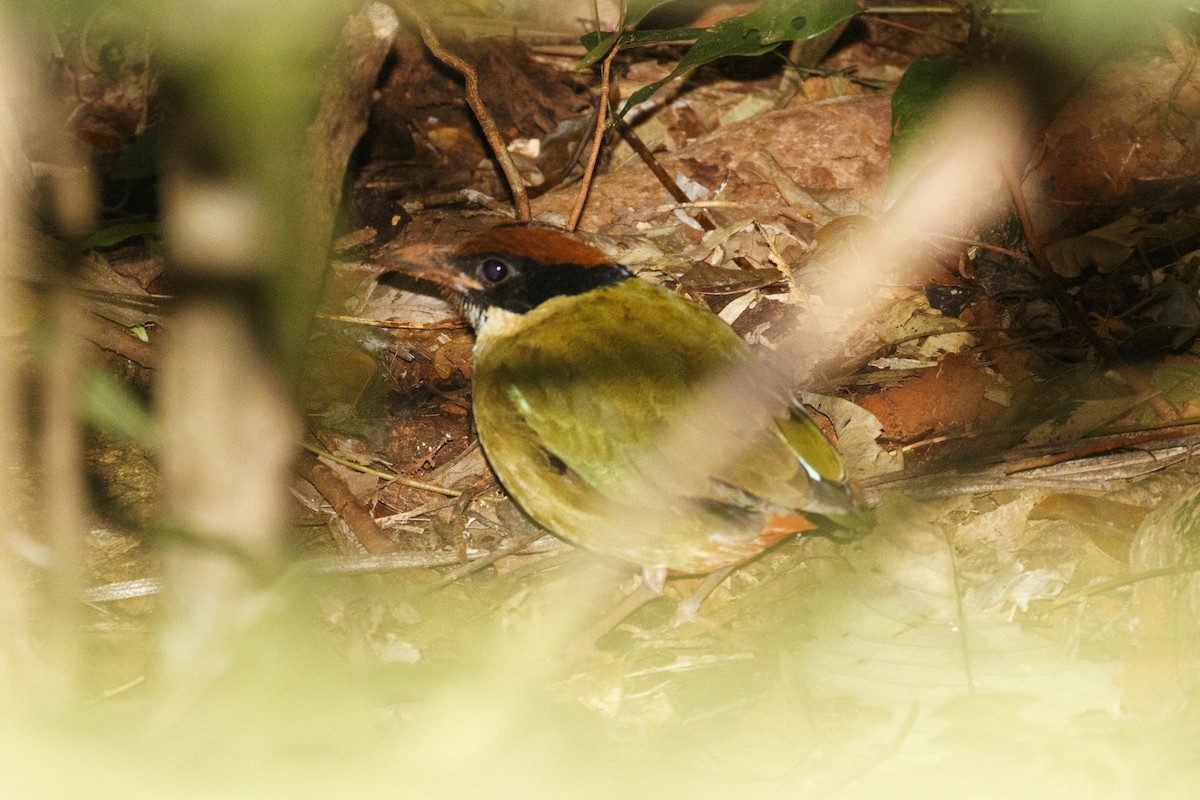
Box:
[46,3,1200,795]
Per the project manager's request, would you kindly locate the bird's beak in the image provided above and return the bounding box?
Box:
[378,244,484,294]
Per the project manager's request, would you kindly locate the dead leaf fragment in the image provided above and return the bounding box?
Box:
[678,262,783,294]
[873,297,974,363]
[1030,493,1148,562]
[857,352,1008,443]
[432,334,474,380]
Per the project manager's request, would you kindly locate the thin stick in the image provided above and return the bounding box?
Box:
[416,528,550,594]
[1045,564,1200,611]
[1002,162,1177,420]
[1002,163,1114,360]
[924,231,1032,262]
[863,14,965,47]
[614,117,758,269]
[397,1,531,221]
[616,117,690,206]
[301,442,462,497]
[567,41,620,231]
[316,312,467,331]
[87,312,157,368]
[298,453,397,554]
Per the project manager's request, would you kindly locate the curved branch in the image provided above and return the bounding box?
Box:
[396,1,531,221]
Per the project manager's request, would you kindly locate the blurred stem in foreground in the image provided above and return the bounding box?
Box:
[0,12,99,700]
[150,0,398,693]
[149,0,345,376]
[36,290,88,697]
[149,0,345,687]
[0,21,31,696]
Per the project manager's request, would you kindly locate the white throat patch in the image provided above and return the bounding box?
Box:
[474,305,536,344]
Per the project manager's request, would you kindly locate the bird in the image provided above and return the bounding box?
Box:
[381,223,869,592]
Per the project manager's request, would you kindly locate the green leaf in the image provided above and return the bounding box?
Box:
[890,56,969,165]
[578,0,687,68]
[1151,360,1200,403]
[579,26,704,68]
[579,27,704,68]
[617,0,860,114]
[82,218,158,250]
[623,0,673,28]
[578,31,620,69]
[80,365,157,448]
[110,122,166,182]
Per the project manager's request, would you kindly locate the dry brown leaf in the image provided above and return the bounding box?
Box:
[856,352,1010,443]
[432,334,474,380]
[1029,493,1149,563]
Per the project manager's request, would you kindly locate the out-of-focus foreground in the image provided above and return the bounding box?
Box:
[3,1,1200,797]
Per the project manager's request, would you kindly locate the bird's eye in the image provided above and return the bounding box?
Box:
[480,258,509,284]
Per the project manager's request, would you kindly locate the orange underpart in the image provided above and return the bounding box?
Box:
[674,513,818,575]
[761,512,818,537]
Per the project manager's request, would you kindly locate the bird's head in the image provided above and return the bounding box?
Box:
[379,224,632,331]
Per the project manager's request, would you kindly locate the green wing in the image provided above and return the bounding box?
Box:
[472,279,858,547]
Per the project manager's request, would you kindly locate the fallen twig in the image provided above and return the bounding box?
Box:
[1002,163,1115,360]
[614,118,757,269]
[567,39,620,231]
[1003,162,1177,421]
[298,452,397,554]
[395,0,531,221]
[1045,563,1200,611]
[301,442,462,497]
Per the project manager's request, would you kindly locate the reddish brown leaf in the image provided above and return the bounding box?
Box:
[1029,494,1149,563]
[856,352,1009,443]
